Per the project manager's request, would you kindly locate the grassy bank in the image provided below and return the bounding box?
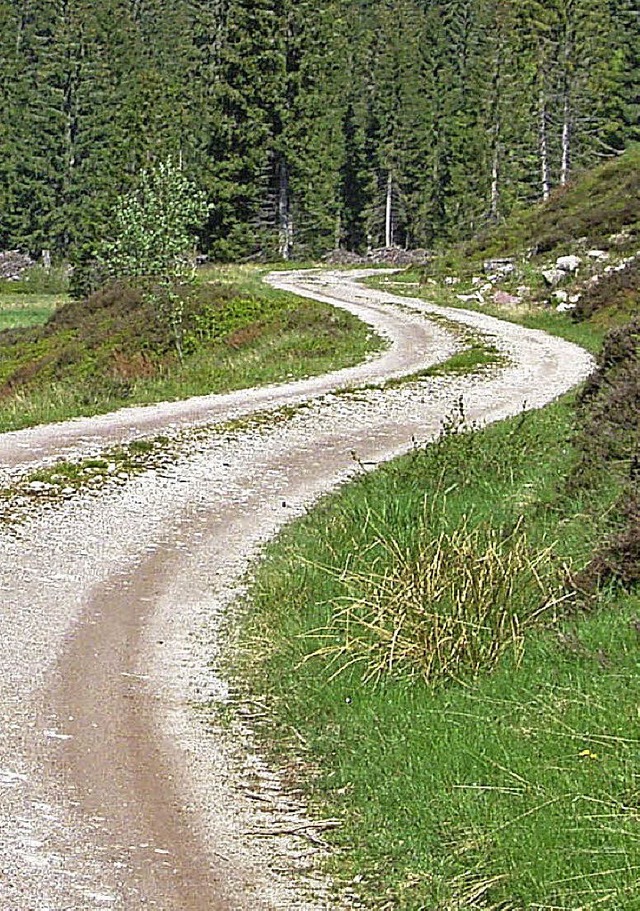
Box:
[367,270,607,354]
[221,150,639,909]
[229,397,638,909]
[0,264,381,432]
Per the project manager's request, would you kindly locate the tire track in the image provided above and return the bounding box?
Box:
[0,271,594,909]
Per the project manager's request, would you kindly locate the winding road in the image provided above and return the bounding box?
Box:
[0,270,593,910]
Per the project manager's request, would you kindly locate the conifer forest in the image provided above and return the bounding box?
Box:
[1,0,638,265]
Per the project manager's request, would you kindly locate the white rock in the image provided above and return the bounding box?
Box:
[483,258,515,277]
[587,249,608,261]
[542,268,567,287]
[556,255,581,272]
[552,290,568,303]
[556,302,577,312]
[569,294,582,304]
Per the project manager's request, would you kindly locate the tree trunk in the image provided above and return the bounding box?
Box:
[560,21,573,187]
[385,171,393,248]
[561,91,571,186]
[539,89,550,200]
[278,159,293,260]
[490,128,500,219]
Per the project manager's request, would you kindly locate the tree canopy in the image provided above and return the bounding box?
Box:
[0,0,637,263]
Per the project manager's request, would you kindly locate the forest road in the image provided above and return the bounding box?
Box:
[0,270,594,910]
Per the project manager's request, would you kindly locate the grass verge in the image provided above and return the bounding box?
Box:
[226,399,639,910]
[0,264,381,432]
[365,271,606,354]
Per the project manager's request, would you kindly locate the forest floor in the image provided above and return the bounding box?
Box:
[0,270,592,909]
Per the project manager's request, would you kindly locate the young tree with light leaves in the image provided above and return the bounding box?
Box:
[100,157,210,283]
[99,157,210,359]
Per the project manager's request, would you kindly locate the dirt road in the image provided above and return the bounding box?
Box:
[0,271,593,909]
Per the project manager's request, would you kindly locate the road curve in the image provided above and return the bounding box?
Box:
[0,271,593,909]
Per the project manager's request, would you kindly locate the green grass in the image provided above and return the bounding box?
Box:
[227,400,639,910]
[0,265,382,432]
[0,293,66,330]
[219,151,638,909]
[368,271,607,354]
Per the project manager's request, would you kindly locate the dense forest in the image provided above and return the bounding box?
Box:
[0,0,638,264]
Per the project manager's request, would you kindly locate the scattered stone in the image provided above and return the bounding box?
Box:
[367,247,431,266]
[26,481,50,493]
[483,258,515,279]
[556,254,581,272]
[542,268,567,287]
[324,247,432,267]
[552,290,568,303]
[556,301,577,313]
[569,294,582,304]
[444,276,460,285]
[609,231,631,246]
[322,249,365,266]
[456,291,484,304]
[587,249,609,261]
[492,290,521,307]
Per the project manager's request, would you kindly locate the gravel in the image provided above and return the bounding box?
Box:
[0,270,594,909]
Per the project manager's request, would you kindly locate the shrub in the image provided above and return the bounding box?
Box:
[573,318,640,586]
[573,258,639,323]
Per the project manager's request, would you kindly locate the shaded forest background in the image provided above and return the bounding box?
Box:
[1,0,638,265]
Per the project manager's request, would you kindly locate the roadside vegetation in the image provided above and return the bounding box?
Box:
[369,148,640,358]
[226,154,639,909]
[0,263,380,433]
[0,264,71,332]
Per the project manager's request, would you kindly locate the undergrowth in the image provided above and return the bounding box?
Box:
[229,389,638,909]
[305,517,569,687]
[457,146,640,261]
[0,266,381,432]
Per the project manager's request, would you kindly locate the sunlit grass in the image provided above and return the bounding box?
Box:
[229,400,639,909]
[0,266,382,432]
[0,293,66,330]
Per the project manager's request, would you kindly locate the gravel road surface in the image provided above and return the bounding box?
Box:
[0,270,594,909]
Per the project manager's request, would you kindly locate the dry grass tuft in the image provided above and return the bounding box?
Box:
[307,518,571,685]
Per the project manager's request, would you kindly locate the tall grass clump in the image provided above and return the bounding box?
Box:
[309,519,569,685]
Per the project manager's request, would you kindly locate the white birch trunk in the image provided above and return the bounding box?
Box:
[490,131,500,219]
[539,89,550,200]
[385,172,393,248]
[278,161,293,260]
[561,92,571,186]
